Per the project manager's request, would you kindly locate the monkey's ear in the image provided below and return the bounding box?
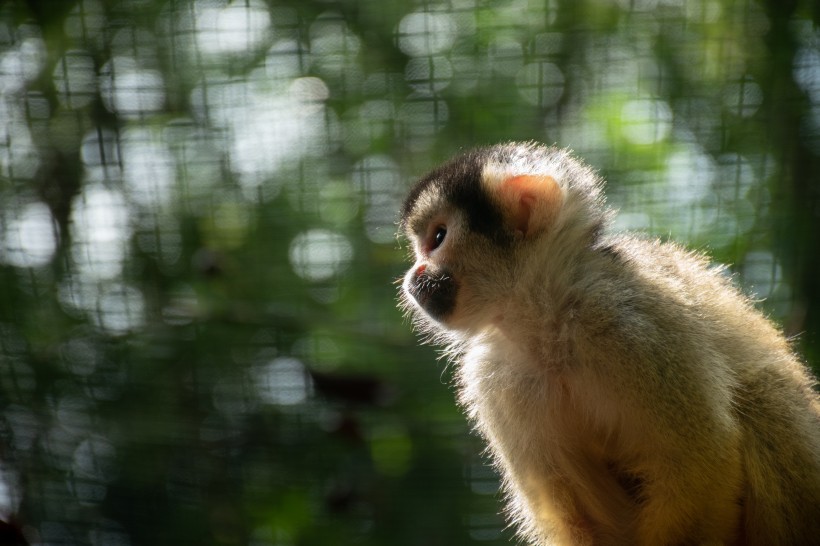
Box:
[497,174,563,238]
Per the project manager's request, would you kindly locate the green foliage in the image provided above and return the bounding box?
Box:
[0,0,817,544]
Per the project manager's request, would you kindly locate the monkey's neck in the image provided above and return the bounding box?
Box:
[491,237,605,370]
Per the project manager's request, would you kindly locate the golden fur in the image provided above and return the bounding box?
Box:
[399,142,820,545]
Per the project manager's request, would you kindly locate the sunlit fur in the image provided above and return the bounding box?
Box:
[398,142,820,545]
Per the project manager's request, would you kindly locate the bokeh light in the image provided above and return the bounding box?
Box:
[0,1,816,544]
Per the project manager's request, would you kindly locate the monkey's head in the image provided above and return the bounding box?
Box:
[398,142,607,336]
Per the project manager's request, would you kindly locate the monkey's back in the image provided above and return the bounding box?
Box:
[588,236,820,545]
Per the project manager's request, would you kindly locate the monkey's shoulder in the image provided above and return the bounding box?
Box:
[560,233,798,375]
[588,234,740,307]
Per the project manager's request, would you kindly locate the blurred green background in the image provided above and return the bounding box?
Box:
[0,0,817,544]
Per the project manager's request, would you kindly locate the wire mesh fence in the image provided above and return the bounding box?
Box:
[0,0,817,544]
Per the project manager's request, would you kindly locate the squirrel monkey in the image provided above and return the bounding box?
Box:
[398,142,820,545]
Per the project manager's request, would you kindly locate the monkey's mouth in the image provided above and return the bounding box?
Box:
[407,268,458,321]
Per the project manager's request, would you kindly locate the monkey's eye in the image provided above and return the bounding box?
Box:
[427,225,446,251]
